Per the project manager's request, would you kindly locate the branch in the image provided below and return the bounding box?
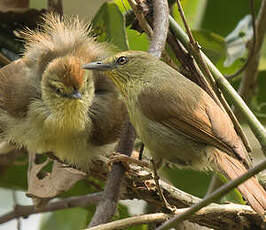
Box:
[169,15,266,154]
[85,203,261,230]
[0,192,103,224]
[148,0,169,57]
[0,52,11,65]
[89,0,169,226]
[0,156,264,229]
[127,0,153,37]
[86,213,169,230]
[89,120,136,227]
[157,159,266,230]
[238,0,266,102]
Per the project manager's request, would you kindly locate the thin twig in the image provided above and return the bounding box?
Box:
[175,1,251,152]
[169,16,266,154]
[127,0,153,37]
[156,158,266,230]
[204,175,224,197]
[0,52,11,65]
[12,191,21,230]
[0,192,103,224]
[86,213,170,230]
[226,0,256,79]
[238,0,266,103]
[176,0,195,45]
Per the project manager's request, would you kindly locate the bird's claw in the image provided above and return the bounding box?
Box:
[108,153,131,171]
[107,152,152,171]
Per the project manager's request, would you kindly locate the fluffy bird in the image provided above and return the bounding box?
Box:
[0,14,126,171]
[83,51,266,215]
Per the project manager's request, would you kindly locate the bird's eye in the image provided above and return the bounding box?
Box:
[56,87,64,95]
[117,56,128,65]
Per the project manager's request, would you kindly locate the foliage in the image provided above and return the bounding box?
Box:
[0,0,266,229]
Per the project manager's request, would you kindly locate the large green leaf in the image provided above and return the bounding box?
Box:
[172,0,208,29]
[92,2,129,51]
[201,0,261,36]
[161,166,243,203]
[40,208,89,230]
[0,156,28,190]
[161,166,211,198]
[126,28,149,51]
[114,0,131,13]
[192,30,226,64]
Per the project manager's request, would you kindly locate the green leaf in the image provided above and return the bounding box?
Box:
[217,174,245,204]
[40,208,89,230]
[201,0,261,36]
[0,156,28,190]
[114,0,131,13]
[215,56,245,76]
[192,30,226,64]
[92,2,129,51]
[258,38,266,71]
[249,71,266,123]
[224,15,253,67]
[161,166,243,203]
[161,166,211,198]
[126,28,149,51]
[172,0,208,29]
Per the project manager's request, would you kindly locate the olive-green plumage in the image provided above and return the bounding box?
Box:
[83,50,266,216]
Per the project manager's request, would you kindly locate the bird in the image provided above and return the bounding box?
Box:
[0,13,126,171]
[83,50,266,215]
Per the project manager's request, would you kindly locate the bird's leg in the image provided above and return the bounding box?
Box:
[139,143,145,160]
[107,152,152,171]
[151,159,177,213]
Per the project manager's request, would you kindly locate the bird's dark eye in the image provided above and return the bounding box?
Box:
[55,87,64,95]
[117,56,128,65]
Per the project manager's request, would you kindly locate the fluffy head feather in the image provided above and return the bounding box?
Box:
[20,13,111,76]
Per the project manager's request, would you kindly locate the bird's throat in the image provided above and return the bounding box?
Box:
[45,99,90,135]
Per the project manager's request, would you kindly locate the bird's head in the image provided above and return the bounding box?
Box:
[82,51,155,96]
[42,55,94,111]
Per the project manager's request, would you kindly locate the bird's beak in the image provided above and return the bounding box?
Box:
[82,61,113,71]
[69,90,82,99]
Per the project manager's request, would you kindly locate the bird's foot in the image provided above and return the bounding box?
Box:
[108,152,152,171]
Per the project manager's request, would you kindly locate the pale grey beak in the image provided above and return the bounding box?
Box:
[82,61,113,71]
[69,90,82,99]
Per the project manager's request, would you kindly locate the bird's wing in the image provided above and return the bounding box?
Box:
[0,59,41,119]
[138,76,248,164]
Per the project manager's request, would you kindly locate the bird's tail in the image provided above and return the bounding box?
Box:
[211,149,266,216]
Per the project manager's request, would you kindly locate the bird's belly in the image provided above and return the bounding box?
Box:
[132,112,211,170]
[1,112,109,171]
